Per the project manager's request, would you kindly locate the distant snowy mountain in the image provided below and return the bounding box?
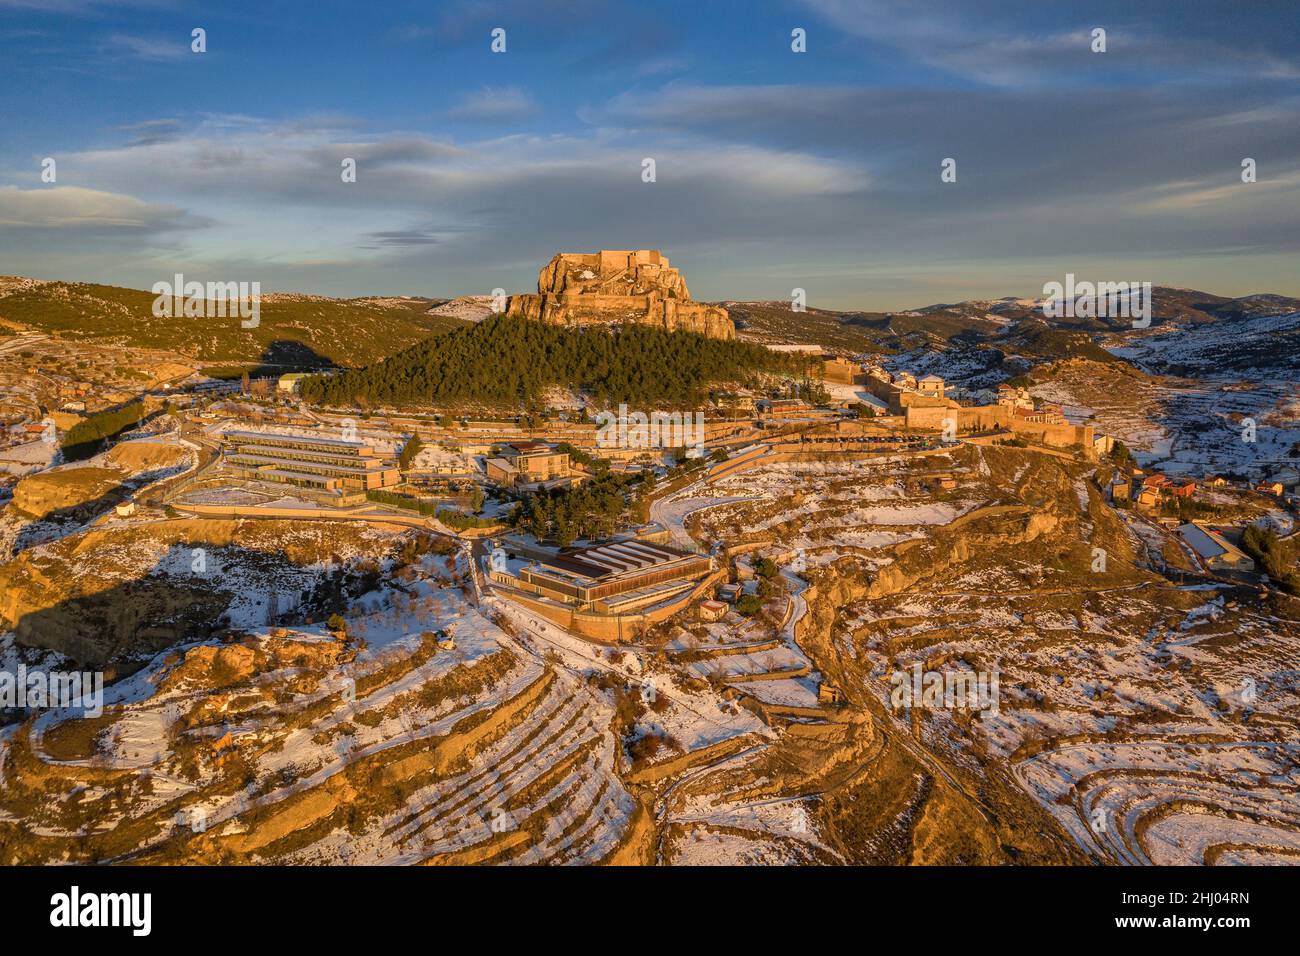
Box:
[1108,309,1300,379]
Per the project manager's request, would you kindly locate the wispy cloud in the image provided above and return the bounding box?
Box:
[364,230,441,247]
[800,0,1300,86]
[0,185,206,232]
[103,32,188,62]
[448,86,537,123]
[116,117,183,146]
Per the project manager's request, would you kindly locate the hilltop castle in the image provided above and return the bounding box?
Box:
[506,250,734,340]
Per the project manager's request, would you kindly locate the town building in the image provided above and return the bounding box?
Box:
[484,441,575,487]
[1270,467,1300,491]
[821,355,863,385]
[1013,405,1065,425]
[996,383,1033,409]
[757,398,821,420]
[1176,522,1256,574]
[221,430,400,493]
[696,599,728,622]
[490,537,714,613]
[1136,487,1162,511]
[917,374,945,399]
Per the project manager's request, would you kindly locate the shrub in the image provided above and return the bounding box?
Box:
[61,400,147,461]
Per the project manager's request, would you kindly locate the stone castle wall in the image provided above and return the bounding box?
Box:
[507,250,735,340]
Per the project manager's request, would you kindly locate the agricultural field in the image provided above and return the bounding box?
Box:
[664,446,1300,864]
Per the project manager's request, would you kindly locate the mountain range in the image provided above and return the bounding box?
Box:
[2,276,1297,383]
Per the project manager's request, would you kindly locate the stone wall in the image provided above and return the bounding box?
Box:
[506,250,735,339]
[904,404,1012,432]
[1010,419,1095,449]
[495,568,726,643]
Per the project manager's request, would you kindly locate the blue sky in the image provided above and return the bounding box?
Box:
[1,0,1298,309]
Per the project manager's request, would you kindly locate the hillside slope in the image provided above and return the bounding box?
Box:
[0,278,467,371]
[300,313,810,409]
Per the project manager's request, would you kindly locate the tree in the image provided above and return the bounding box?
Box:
[326,613,347,635]
[398,435,424,471]
[755,557,779,579]
[553,514,576,547]
[1241,525,1300,594]
[296,314,806,410]
[526,496,550,541]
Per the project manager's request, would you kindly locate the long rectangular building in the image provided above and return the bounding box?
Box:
[221,430,400,492]
[496,537,713,608]
[1177,522,1255,574]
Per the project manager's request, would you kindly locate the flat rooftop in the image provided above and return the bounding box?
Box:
[227,453,388,475]
[540,538,700,580]
[224,429,371,452]
[1177,522,1249,562]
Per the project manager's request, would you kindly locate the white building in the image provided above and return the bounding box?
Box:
[1176,522,1255,574]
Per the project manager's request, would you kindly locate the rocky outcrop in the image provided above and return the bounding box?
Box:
[12,466,125,521]
[507,250,734,339]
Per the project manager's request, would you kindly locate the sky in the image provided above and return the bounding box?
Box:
[1,0,1298,310]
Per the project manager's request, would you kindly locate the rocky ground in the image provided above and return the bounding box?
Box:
[2,444,1297,865]
[680,445,1300,864]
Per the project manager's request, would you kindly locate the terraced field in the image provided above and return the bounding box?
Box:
[1029,358,1300,480]
[676,444,1300,864]
[0,565,645,865]
[3,442,1295,865]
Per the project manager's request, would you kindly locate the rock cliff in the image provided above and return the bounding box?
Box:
[507,250,734,339]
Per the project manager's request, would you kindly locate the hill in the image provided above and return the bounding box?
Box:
[0,278,468,372]
[299,313,809,409]
[726,301,885,351]
[1107,308,1300,379]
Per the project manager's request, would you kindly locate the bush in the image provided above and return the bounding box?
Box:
[61,400,147,461]
[366,488,440,515]
[1241,525,1300,594]
[436,507,499,530]
[397,435,423,470]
